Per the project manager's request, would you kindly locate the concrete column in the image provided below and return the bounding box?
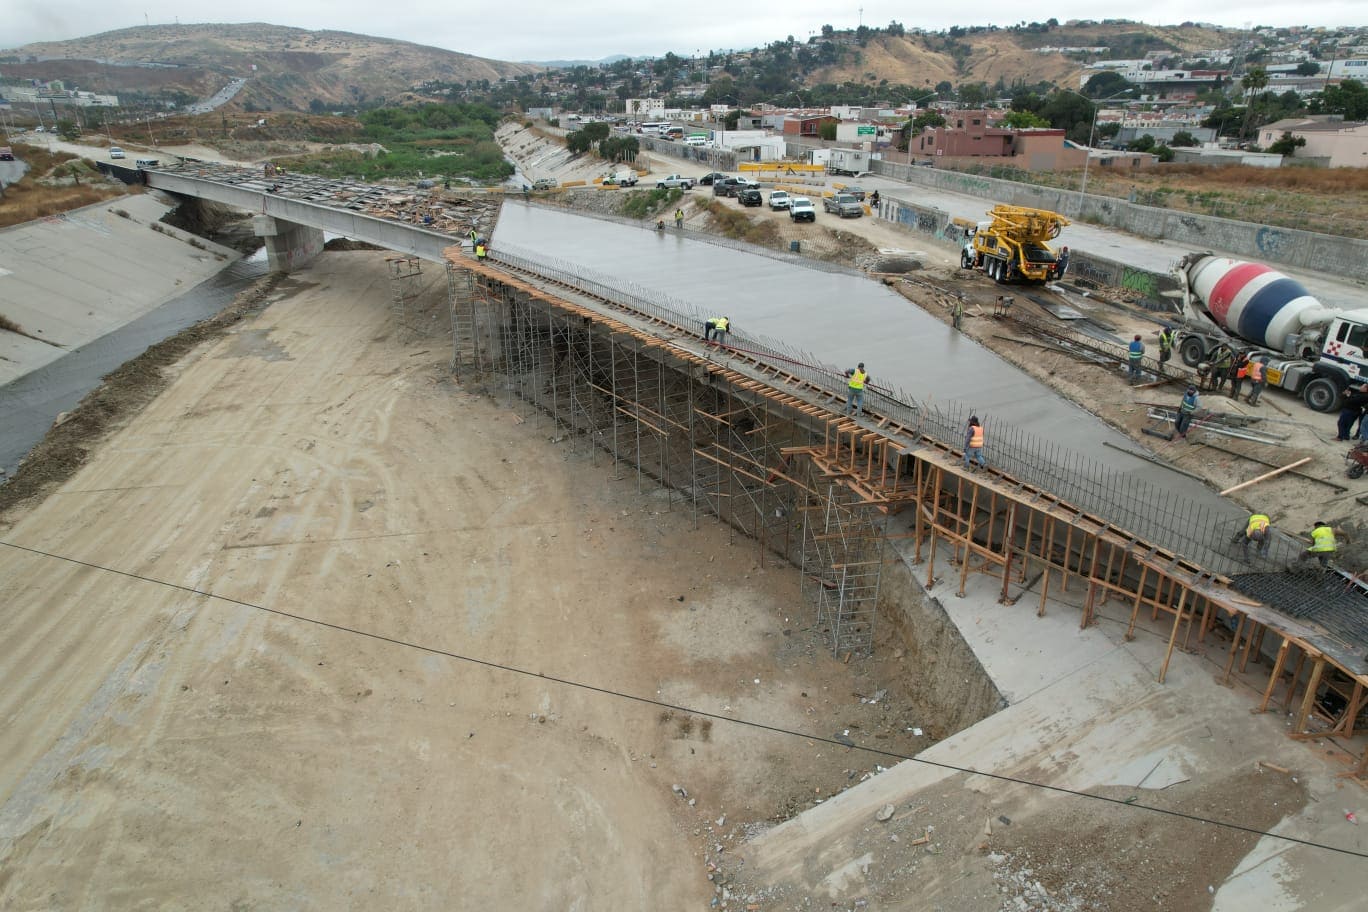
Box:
[253,215,324,272]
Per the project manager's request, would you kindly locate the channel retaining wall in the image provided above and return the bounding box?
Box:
[873,159,1368,282]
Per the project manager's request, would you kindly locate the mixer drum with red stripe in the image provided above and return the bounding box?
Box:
[1186,256,1322,352]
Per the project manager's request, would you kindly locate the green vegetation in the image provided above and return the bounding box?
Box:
[621,187,683,220]
[289,103,513,182]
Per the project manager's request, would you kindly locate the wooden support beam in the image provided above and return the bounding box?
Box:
[1159,588,1190,684]
[1258,638,1292,713]
[1222,613,1247,685]
[1292,656,1327,735]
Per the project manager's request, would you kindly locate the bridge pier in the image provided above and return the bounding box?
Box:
[253,215,324,272]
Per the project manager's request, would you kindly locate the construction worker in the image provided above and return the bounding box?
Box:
[963,416,987,470]
[467,227,478,246]
[475,238,488,260]
[1157,325,1175,365]
[704,316,730,345]
[1335,383,1368,441]
[1228,351,1250,399]
[1127,334,1145,384]
[1054,246,1071,278]
[1300,521,1339,568]
[1230,512,1272,560]
[674,208,685,229]
[951,295,964,331]
[1175,386,1199,439]
[1208,346,1234,393]
[1245,356,1267,405]
[844,363,869,417]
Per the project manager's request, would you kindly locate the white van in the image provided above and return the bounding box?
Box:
[683,135,707,147]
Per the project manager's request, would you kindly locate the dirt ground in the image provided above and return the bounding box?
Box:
[0,251,944,908]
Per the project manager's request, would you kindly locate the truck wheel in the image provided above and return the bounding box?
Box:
[1302,377,1341,413]
[1179,337,1207,368]
[1349,462,1366,480]
[961,249,973,269]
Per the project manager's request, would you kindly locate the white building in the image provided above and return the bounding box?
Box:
[624,98,666,120]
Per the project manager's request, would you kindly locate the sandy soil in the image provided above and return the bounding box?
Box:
[0,251,936,908]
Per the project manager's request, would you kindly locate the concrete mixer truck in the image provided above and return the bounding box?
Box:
[1171,253,1368,412]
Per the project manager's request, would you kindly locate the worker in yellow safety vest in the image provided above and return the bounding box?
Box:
[844,363,868,417]
[1230,513,1271,560]
[475,240,488,260]
[1300,521,1339,568]
[704,316,730,345]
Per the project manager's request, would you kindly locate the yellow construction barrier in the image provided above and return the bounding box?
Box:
[561,179,587,188]
[739,162,826,174]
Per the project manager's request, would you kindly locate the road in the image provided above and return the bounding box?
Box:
[0,158,27,187]
[185,77,248,115]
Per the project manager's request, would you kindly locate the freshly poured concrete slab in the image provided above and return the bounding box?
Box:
[492,203,1241,528]
[0,194,240,386]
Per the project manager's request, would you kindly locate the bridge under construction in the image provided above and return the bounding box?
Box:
[132,160,1368,777]
[439,236,1368,782]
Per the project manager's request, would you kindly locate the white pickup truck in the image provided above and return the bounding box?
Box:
[656,174,694,190]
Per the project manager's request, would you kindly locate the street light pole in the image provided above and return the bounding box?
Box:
[1062,88,1131,215]
[903,92,938,167]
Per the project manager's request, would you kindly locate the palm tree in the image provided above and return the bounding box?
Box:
[1240,67,1269,141]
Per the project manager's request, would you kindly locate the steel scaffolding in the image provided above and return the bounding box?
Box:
[801,482,886,658]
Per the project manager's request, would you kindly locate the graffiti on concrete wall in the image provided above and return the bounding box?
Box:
[1069,255,1115,287]
[1120,266,1157,298]
[1256,226,1289,257]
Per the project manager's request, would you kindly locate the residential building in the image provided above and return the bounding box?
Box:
[913,111,1087,171]
[1258,116,1368,168]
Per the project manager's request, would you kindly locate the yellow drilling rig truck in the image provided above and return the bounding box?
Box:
[959,205,1071,284]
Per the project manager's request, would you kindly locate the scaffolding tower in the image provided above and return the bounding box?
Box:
[447,263,478,372]
[386,255,426,336]
[802,482,886,658]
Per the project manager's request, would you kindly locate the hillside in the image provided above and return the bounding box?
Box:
[3,23,540,111]
[809,22,1236,91]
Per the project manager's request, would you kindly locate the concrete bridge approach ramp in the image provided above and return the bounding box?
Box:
[491,202,1259,569]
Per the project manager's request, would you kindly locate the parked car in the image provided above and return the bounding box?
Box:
[735,176,760,190]
[713,177,743,197]
[698,171,727,186]
[768,190,791,210]
[656,174,694,189]
[843,186,867,202]
[532,178,558,190]
[823,193,863,218]
[738,187,762,207]
[790,197,817,222]
[0,147,14,162]
[108,146,125,159]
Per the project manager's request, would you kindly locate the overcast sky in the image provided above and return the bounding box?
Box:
[6,4,1366,63]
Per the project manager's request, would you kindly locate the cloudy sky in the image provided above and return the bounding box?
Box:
[6,4,1366,62]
